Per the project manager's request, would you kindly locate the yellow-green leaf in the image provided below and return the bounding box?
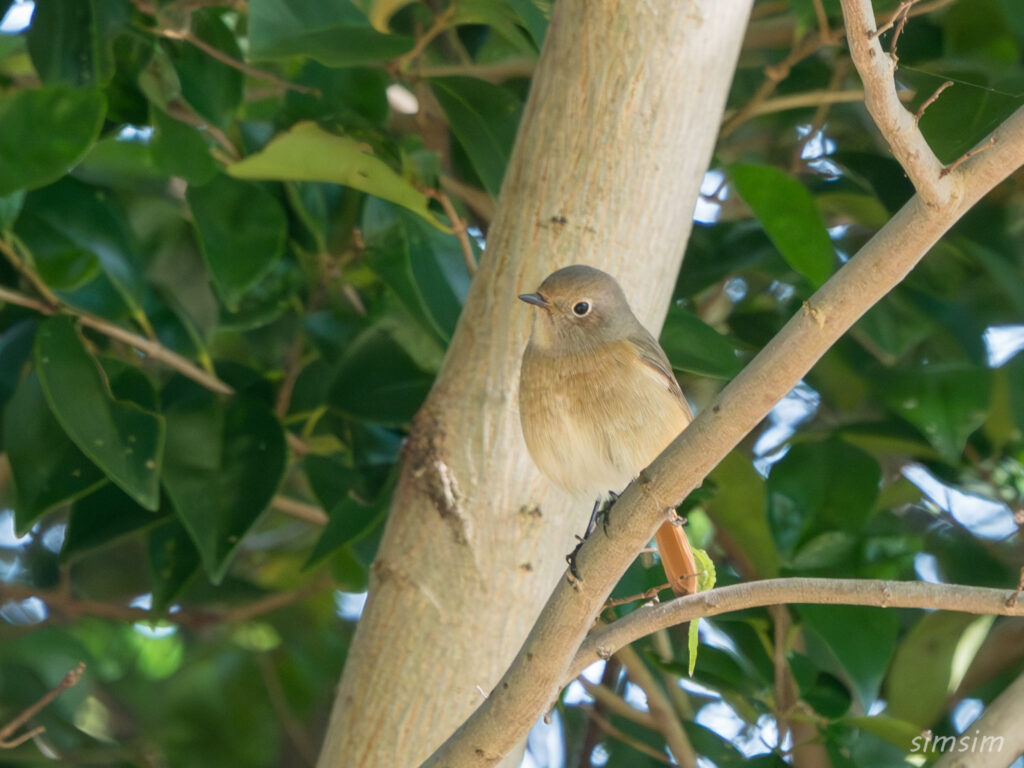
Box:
[227,122,447,230]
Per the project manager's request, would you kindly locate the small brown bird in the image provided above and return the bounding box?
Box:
[518,264,697,595]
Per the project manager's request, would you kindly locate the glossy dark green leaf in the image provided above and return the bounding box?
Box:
[0,190,24,230]
[0,319,35,414]
[502,0,549,48]
[0,86,106,196]
[363,199,472,341]
[148,519,201,612]
[880,365,989,463]
[35,316,164,509]
[248,0,413,66]
[306,494,387,566]
[430,77,523,198]
[328,325,434,424]
[166,8,243,127]
[26,0,127,86]
[767,439,880,556]
[227,122,445,230]
[150,107,218,185]
[704,452,780,578]
[789,652,851,718]
[886,612,994,727]
[4,371,106,533]
[730,164,834,286]
[17,177,150,324]
[63,483,168,561]
[660,304,743,379]
[186,174,288,311]
[303,455,360,510]
[798,604,899,709]
[161,389,286,582]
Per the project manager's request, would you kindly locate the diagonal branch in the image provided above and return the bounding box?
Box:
[420,102,1024,768]
[839,0,951,207]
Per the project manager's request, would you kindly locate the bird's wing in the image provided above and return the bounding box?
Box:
[627,329,693,419]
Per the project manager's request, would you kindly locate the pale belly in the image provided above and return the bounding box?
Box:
[519,346,690,500]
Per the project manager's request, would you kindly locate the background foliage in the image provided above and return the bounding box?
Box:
[0,0,1023,766]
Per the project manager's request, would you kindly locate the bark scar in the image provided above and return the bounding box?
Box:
[403,409,472,545]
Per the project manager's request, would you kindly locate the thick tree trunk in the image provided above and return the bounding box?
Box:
[316,2,752,765]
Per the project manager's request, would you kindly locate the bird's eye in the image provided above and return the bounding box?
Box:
[572,301,591,316]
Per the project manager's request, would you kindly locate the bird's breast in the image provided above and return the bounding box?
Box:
[519,341,689,499]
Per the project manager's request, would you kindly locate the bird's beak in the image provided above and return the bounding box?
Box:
[518,292,549,309]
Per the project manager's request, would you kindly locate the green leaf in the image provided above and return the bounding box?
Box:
[248,0,413,66]
[161,388,286,582]
[227,122,446,230]
[150,107,218,185]
[686,549,716,676]
[148,519,201,613]
[688,619,700,677]
[4,371,106,533]
[886,612,994,727]
[363,198,472,341]
[798,604,899,709]
[166,8,244,127]
[328,324,434,424]
[842,715,926,751]
[880,365,989,463]
[35,317,164,510]
[730,164,834,286]
[767,439,881,556]
[186,174,288,311]
[0,190,25,231]
[63,483,168,561]
[306,494,387,566]
[705,452,780,578]
[660,304,744,379]
[430,77,523,198]
[353,0,414,32]
[26,0,126,86]
[17,177,151,327]
[0,86,106,196]
[789,652,851,718]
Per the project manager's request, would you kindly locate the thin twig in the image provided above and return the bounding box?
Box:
[0,663,86,749]
[157,28,320,97]
[395,7,455,72]
[578,678,657,729]
[605,583,670,609]
[275,334,306,418]
[426,189,477,274]
[272,495,328,526]
[255,653,318,766]
[582,707,673,765]
[617,645,698,768]
[0,239,60,307]
[940,136,997,177]
[0,284,233,395]
[440,175,495,223]
[915,80,954,123]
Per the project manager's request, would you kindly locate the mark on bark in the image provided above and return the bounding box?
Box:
[371,559,444,615]
[403,409,471,544]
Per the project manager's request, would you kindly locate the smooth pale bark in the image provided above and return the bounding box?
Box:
[316,1,752,766]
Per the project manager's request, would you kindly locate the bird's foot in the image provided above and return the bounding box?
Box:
[565,535,585,591]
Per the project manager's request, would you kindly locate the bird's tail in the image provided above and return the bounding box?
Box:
[654,520,698,596]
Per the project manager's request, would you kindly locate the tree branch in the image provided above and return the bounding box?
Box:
[616,645,697,768]
[0,284,233,395]
[934,670,1024,768]
[0,663,85,749]
[839,0,950,206]
[571,579,1024,679]
[420,101,1024,767]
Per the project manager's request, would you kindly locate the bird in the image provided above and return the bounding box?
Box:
[518,264,698,595]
